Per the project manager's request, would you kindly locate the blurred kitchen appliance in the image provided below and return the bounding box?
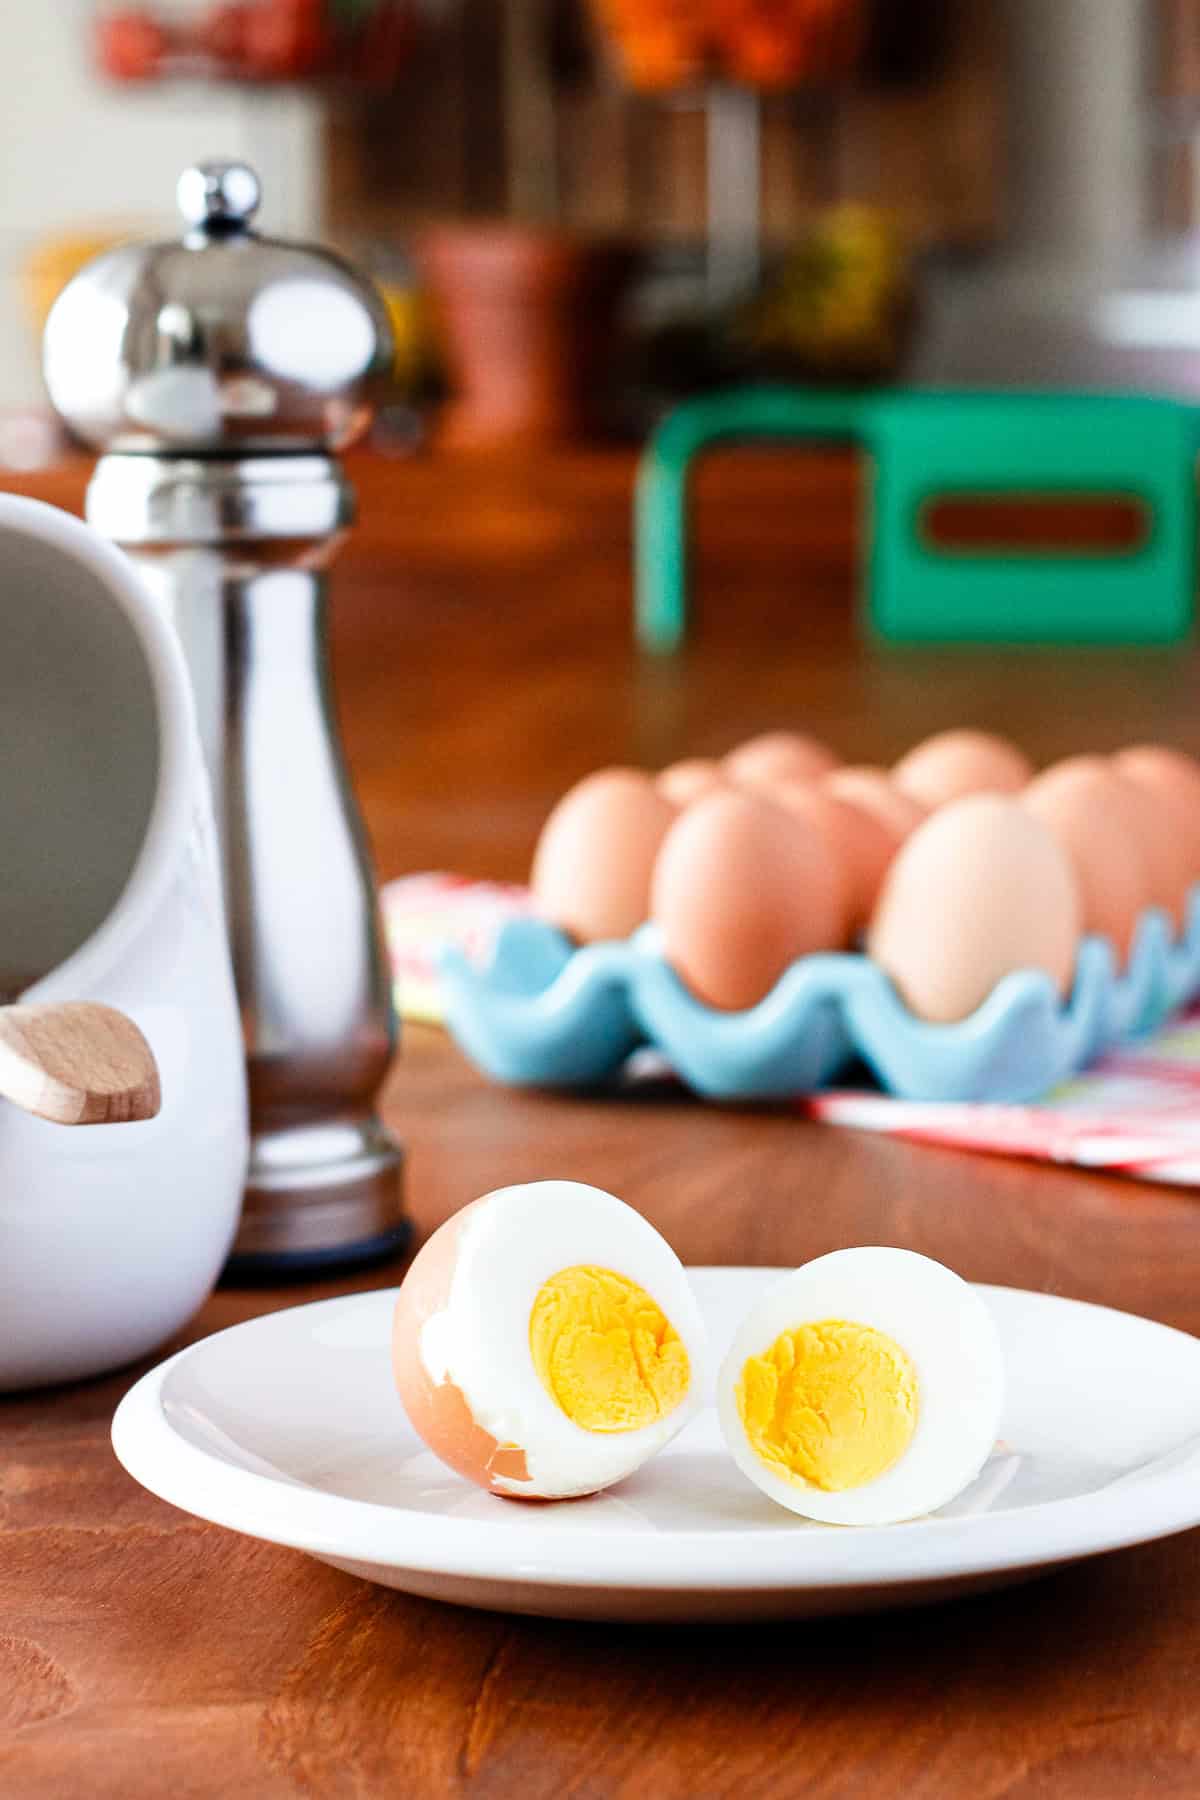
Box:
[635,386,1199,649]
[44,159,407,1275]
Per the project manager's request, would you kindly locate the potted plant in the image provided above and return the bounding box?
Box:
[420,0,635,448]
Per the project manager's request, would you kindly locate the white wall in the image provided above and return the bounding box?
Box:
[1005,0,1147,269]
[0,0,322,410]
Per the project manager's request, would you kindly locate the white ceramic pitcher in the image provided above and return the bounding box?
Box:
[0,494,248,1389]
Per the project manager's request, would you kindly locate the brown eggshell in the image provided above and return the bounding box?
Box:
[1116,745,1200,814]
[656,758,727,807]
[393,1201,534,1497]
[1022,760,1152,962]
[1112,746,1200,928]
[531,768,676,943]
[722,731,841,789]
[651,789,843,1010]
[823,767,928,847]
[770,779,896,938]
[867,795,1081,1023]
[892,730,1034,810]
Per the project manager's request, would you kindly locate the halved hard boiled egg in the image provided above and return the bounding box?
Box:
[393,1181,707,1500]
[718,1247,1004,1525]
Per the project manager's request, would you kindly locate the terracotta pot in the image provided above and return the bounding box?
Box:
[420,224,633,449]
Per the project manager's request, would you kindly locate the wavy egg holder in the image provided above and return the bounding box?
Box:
[438,889,1200,1104]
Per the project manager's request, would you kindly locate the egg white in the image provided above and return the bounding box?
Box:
[418,1181,708,1499]
[717,1247,1005,1525]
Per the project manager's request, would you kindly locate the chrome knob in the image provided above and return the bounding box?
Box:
[177,159,261,235]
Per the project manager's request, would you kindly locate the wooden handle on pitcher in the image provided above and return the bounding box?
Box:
[0,1002,161,1125]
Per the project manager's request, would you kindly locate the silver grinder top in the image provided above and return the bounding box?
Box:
[43,160,393,458]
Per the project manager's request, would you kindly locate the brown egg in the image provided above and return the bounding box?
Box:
[656,758,727,807]
[1116,744,1200,812]
[531,768,676,943]
[1079,764,1194,935]
[722,731,841,789]
[393,1200,530,1495]
[1022,760,1152,962]
[822,766,927,849]
[1113,746,1200,928]
[651,789,843,1010]
[771,779,896,939]
[867,795,1080,1023]
[892,730,1034,810]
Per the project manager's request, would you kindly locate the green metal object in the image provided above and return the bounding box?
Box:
[635,386,1200,650]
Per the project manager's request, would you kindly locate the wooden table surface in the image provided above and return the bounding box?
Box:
[5,449,1200,1799]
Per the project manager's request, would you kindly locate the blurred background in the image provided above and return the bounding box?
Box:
[8,1,1200,459]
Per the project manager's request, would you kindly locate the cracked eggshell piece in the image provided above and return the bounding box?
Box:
[392,1181,708,1500]
[717,1247,1005,1526]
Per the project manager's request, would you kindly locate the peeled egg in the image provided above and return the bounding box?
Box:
[867,795,1080,1022]
[1022,758,1151,962]
[718,1247,1004,1525]
[531,768,676,943]
[1112,746,1200,929]
[722,731,840,789]
[892,730,1034,810]
[651,789,843,1010]
[656,758,727,807]
[393,1181,707,1500]
[770,780,896,938]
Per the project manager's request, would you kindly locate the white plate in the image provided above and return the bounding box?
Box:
[112,1270,1200,1623]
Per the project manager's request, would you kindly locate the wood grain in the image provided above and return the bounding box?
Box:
[0,1002,160,1126]
[3,448,1200,1796]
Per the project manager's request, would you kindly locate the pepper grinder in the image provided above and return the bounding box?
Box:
[44,160,408,1274]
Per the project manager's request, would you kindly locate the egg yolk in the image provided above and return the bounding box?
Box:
[736,1319,918,1492]
[529,1265,690,1433]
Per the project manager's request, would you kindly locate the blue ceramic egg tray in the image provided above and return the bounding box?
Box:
[439,890,1200,1104]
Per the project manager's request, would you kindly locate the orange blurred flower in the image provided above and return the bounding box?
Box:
[590,0,707,90]
[590,0,863,92]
